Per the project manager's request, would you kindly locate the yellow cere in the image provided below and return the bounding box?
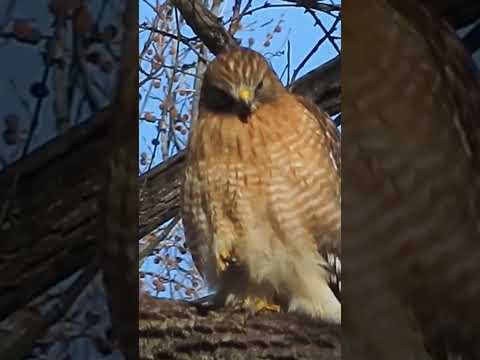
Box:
[238,88,253,102]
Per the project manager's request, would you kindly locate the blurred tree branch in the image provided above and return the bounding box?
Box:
[100,0,138,358]
[0,107,112,323]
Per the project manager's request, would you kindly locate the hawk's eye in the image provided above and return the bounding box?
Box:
[212,87,230,99]
[203,84,235,111]
[255,80,264,93]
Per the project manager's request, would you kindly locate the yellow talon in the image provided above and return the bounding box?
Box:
[244,297,281,313]
[217,250,230,271]
[255,299,281,313]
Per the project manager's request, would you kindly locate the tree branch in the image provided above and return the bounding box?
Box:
[139,296,341,360]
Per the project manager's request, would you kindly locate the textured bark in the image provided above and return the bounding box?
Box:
[139,152,185,238]
[139,296,341,360]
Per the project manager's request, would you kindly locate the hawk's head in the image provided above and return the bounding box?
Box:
[200,47,285,121]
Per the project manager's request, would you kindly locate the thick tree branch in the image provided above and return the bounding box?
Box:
[139,152,185,238]
[139,296,341,360]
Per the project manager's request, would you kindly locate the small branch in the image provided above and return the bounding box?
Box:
[305,8,341,54]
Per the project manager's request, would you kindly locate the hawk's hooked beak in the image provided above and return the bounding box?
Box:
[237,87,255,121]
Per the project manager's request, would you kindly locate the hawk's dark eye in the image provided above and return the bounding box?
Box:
[202,84,235,112]
[256,80,264,93]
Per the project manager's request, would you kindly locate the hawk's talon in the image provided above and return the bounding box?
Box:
[244,296,281,314]
[217,250,237,272]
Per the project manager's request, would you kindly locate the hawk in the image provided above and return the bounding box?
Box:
[182,47,341,323]
[343,0,480,358]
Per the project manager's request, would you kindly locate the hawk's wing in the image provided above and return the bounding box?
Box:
[295,95,342,297]
[295,95,341,175]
